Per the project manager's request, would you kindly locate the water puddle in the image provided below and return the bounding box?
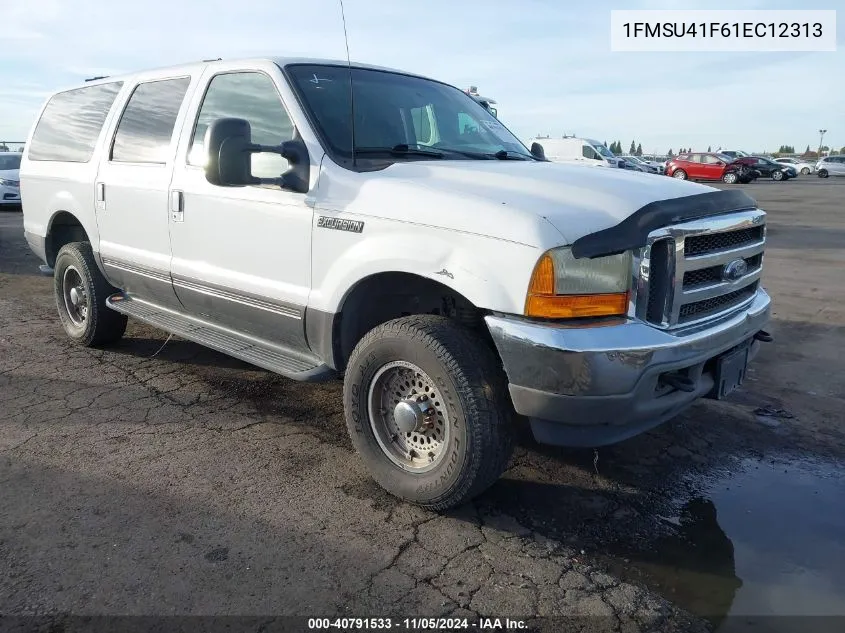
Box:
[609,457,845,631]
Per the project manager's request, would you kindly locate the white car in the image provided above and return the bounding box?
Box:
[20,57,772,509]
[774,157,815,175]
[0,151,21,208]
[815,155,845,178]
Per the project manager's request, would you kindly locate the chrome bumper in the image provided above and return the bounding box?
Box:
[485,288,771,447]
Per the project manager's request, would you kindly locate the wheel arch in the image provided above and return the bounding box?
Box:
[308,271,501,373]
[45,210,94,267]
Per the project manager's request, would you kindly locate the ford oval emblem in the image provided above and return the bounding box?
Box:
[722,258,748,282]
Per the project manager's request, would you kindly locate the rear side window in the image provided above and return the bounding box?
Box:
[111,77,191,164]
[28,82,123,162]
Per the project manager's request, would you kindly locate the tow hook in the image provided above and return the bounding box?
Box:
[754,330,774,343]
[660,372,696,393]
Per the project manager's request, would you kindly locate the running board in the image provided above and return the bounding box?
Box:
[106,294,334,382]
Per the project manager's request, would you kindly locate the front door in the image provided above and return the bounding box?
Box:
[699,154,725,180]
[95,75,195,310]
[167,68,315,355]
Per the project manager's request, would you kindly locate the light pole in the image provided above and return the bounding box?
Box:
[818,129,827,157]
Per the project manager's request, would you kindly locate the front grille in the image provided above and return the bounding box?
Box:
[679,283,758,322]
[636,210,766,328]
[683,254,763,288]
[685,225,764,256]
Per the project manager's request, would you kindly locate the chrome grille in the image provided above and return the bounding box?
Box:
[632,209,766,329]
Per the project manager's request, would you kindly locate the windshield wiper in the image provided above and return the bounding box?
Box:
[492,150,533,161]
[354,144,444,158]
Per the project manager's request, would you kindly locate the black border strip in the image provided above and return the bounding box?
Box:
[570,189,757,259]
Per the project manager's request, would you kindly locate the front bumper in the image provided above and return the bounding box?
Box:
[0,185,21,205]
[485,289,771,447]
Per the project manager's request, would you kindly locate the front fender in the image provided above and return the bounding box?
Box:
[308,223,541,315]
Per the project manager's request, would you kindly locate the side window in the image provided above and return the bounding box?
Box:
[410,105,434,145]
[28,82,124,162]
[111,77,191,163]
[582,145,600,160]
[702,155,721,164]
[188,72,294,179]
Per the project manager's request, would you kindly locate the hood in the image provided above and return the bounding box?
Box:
[328,160,716,246]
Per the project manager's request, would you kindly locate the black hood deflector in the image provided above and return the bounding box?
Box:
[571,189,758,259]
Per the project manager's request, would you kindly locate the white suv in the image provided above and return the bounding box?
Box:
[20,58,772,508]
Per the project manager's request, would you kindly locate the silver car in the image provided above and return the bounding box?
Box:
[816,155,845,178]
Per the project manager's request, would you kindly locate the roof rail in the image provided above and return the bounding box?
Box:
[85,75,108,82]
[202,58,222,62]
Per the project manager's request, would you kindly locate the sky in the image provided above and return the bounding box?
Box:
[1,0,843,154]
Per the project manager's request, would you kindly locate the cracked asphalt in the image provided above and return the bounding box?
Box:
[2,178,844,632]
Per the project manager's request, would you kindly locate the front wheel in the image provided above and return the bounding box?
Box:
[722,172,738,184]
[672,169,688,180]
[801,167,810,175]
[343,315,515,510]
[772,170,784,181]
[54,242,127,346]
[818,169,829,178]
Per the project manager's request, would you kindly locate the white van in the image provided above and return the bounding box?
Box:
[526,137,626,169]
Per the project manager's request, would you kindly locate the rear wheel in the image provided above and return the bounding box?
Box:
[672,169,687,180]
[54,242,127,346]
[343,315,515,510]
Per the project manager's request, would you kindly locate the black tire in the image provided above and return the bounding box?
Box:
[54,242,127,346]
[343,315,515,510]
[772,170,784,181]
[672,169,687,180]
[818,169,829,178]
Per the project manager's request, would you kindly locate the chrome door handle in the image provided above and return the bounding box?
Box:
[170,190,184,223]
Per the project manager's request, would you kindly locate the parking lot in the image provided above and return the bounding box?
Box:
[1,177,844,631]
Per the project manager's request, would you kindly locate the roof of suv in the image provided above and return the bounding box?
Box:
[75,57,432,89]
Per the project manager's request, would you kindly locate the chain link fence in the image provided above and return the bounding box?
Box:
[0,142,25,152]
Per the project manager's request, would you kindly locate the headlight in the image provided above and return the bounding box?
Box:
[0,178,20,187]
[524,247,631,318]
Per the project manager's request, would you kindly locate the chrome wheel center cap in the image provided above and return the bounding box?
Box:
[69,287,81,306]
[394,397,434,434]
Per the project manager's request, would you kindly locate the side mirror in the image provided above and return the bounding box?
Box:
[204,117,310,193]
[530,142,546,160]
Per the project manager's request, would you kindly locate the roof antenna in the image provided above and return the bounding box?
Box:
[338,0,356,169]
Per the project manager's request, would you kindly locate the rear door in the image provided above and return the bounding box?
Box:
[831,157,845,175]
[95,74,197,310]
[685,154,705,179]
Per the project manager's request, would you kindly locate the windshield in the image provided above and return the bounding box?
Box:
[286,64,532,166]
[595,144,615,158]
[0,154,21,170]
[622,155,642,164]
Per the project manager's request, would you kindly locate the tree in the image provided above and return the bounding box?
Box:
[777,145,795,154]
[635,143,642,156]
[707,145,712,152]
[603,140,608,148]
[840,146,845,155]
[668,148,674,157]
[629,140,637,154]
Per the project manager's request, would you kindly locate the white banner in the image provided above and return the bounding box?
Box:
[610,10,837,52]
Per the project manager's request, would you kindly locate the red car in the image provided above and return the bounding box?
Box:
[664,152,749,183]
